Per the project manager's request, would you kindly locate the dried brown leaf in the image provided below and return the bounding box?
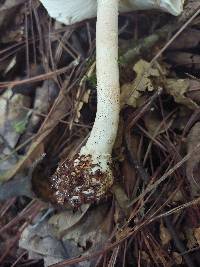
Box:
[122,158,136,198]
[60,204,111,253]
[169,28,200,50]
[194,227,200,246]
[121,59,160,108]
[172,252,182,265]
[159,221,172,246]
[165,78,199,109]
[185,228,197,249]
[0,90,71,182]
[49,204,90,238]
[144,109,174,137]
[186,79,200,105]
[166,52,200,70]
[186,122,200,196]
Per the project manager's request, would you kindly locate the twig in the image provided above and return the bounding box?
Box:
[0,62,78,88]
[121,1,200,64]
[128,142,200,207]
[164,216,196,267]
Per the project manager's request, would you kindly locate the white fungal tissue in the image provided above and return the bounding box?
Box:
[40,0,184,26]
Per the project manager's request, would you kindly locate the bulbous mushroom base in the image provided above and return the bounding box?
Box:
[50,153,113,208]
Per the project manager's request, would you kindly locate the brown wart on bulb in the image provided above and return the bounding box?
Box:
[39,0,184,208]
[50,154,114,207]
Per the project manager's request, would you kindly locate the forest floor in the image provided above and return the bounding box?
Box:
[1,1,200,266]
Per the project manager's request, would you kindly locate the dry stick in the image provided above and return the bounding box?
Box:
[0,63,77,88]
[0,200,39,234]
[122,2,200,103]
[51,195,200,267]
[0,234,21,263]
[128,142,200,207]
[122,2,200,65]
[0,0,27,10]
[0,198,16,217]
[0,67,79,178]
[121,24,173,64]
[149,197,200,223]
[50,191,200,267]
[25,1,30,78]
[127,161,195,266]
[0,201,45,265]
[0,134,37,165]
[164,216,196,267]
[29,0,37,65]
[10,251,27,267]
[0,27,75,63]
[125,88,164,184]
[126,4,200,206]
[150,8,200,65]
[52,5,200,261]
[51,127,198,266]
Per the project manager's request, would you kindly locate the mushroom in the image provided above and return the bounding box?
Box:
[40,0,184,25]
[40,0,184,207]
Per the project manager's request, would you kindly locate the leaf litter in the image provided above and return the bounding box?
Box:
[1,1,200,267]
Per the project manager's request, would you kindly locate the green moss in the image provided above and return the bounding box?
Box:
[13,116,29,134]
[87,73,97,88]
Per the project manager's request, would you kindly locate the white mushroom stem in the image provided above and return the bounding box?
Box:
[81,0,119,156]
[50,0,120,207]
[77,0,120,188]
